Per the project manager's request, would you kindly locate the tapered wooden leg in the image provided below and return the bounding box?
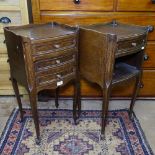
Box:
[11,78,23,121]
[101,86,111,136]
[29,90,40,144]
[73,78,81,123]
[129,74,141,118]
[55,87,59,108]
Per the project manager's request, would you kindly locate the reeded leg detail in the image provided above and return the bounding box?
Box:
[29,90,40,144]
[101,86,111,135]
[129,74,141,119]
[11,78,23,121]
[55,87,59,108]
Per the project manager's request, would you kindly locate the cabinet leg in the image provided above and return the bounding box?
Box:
[55,87,59,108]
[129,74,141,118]
[101,86,111,135]
[29,91,40,144]
[11,78,23,121]
[73,79,81,123]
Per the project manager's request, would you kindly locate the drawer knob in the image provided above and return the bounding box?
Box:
[56,74,62,78]
[131,43,137,47]
[0,17,11,24]
[144,54,149,61]
[56,60,61,64]
[147,25,154,32]
[74,0,80,4]
[151,0,155,4]
[57,80,63,86]
[141,46,145,50]
[53,44,60,49]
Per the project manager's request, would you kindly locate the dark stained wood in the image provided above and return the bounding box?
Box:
[39,0,114,11]
[79,21,150,135]
[4,23,79,143]
[40,12,155,41]
[31,0,155,98]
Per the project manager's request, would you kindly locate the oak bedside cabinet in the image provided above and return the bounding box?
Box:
[4,22,80,143]
[79,21,152,137]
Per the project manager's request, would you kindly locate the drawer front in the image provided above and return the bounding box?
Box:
[32,35,76,57]
[117,0,155,11]
[36,67,76,91]
[35,53,75,73]
[32,46,77,61]
[0,11,22,31]
[40,0,114,11]
[41,12,155,40]
[0,34,7,54]
[0,0,19,6]
[143,42,155,68]
[116,34,146,57]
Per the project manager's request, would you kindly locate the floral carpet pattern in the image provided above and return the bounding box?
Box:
[0,108,153,155]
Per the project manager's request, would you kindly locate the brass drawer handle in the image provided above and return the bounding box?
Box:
[57,80,63,86]
[56,74,62,78]
[0,17,11,24]
[53,44,60,49]
[56,60,61,64]
[144,54,149,61]
[74,0,80,4]
[131,43,137,47]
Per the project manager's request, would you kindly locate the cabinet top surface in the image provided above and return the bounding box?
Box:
[5,23,76,40]
[81,22,147,39]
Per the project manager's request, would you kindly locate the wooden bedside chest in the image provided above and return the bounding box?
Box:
[79,21,152,137]
[4,22,80,143]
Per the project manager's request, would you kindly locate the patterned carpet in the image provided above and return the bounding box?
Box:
[0,108,153,155]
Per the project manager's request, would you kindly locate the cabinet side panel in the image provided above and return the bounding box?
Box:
[4,29,28,89]
[79,28,107,87]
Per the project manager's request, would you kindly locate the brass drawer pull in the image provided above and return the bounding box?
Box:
[131,43,137,47]
[141,46,145,50]
[56,74,62,78]
[74,0,80,4]
[0,17,11,24]
[53,44,60,49]
[57,80,63,86]
[56,60,61,64]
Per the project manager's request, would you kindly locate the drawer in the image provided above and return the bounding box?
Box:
[32,46,77,61]
[35,55,75,76]
[41,12,155,40]
[32,35,76,56]
[36,67,76,90]
[40,0,114,11]
[117,0,155,11]
[143,42,155,68]
[116,34,146,57]
[0,34,7,54]
[0,11,22,31]
[34,54,75,73]
[0,0,19,6]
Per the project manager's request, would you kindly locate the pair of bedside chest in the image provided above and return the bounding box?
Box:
[4,21,152,142]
